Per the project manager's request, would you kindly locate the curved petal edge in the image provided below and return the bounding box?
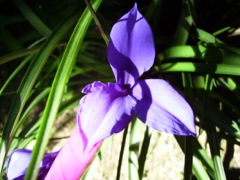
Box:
[108,3,155,85]
[132,79,196,136]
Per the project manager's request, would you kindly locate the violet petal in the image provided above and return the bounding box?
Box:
[78,81,136,148]
[6,149,58,180]
[108,3,155,85]
[132,79,196,136]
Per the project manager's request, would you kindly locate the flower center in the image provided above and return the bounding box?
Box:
[117,84,131,95]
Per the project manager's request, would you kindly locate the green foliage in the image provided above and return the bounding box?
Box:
[0,0,240,179]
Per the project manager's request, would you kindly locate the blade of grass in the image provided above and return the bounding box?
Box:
[193,141,215,178]
[0,47,39,65]
[204,75,226,180]
[184,136,194,180]
[181,73,195,180]
[192,156,211,180]
[175,136,211,180]
[0,55,33,94]
[14,88,50,137]
[25,1,102,179]
[129,118,142,180]
[138,127,152,179]
[116,126,128,180]
[206,125,226,180]
[195,28,222,44]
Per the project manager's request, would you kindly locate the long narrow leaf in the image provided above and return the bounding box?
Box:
[0,55,32,94]
[0,47,39,65]
[207,126,227,180]
[138,127,152,179]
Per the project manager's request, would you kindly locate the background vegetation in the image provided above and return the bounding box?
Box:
[1,0,240,179]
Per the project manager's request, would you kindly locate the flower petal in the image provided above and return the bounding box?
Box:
[6,149,58,180]
[45,129,102,180]
[108,3,155,85]
[79,81,136,147]
[132,79,196,136]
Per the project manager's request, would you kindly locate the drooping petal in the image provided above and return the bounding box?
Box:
[132,79,196,136]
[108,3,155,85]
[45,129,102,180]
[6,149,58,180]
[79,81,136,148]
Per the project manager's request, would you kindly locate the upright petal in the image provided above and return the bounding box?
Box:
[6,149,58,180]
[108,3,155,85]
[79,81,136,148]
[132,79,196,136]
[45,129,102,180]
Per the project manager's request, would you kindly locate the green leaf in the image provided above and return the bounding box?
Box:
[0,55,32,94]
[195,28,222,44]
[138,127,152,179]
[192,156,211,180]
[128,119,142,180]
[0,47,39,65]
[172,2,193,45]
[206,125,227,180]
[116,126,128,180]
[159,62,240,76]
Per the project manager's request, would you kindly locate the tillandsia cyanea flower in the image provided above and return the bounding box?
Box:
[6,3,196,180]
[46,3,195,179]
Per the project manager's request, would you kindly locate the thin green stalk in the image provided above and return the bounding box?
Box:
[84,0,109,45]
[14,88,50,137]
[175,136,211,180]
[116,126,128,180]
[138,127,152,179]
[192,156,210,180]
[181,73,194,180]
[0,47,39,65]
[204,75,226,180]
[206,126,226,180]
[193,140,214,178]
[128,119,142,180]
[184,136,193,180]
[0,55,32,94]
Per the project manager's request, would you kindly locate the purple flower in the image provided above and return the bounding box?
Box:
[6,149,58,180]
[78,3,195,149]
[6,3,196,180]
